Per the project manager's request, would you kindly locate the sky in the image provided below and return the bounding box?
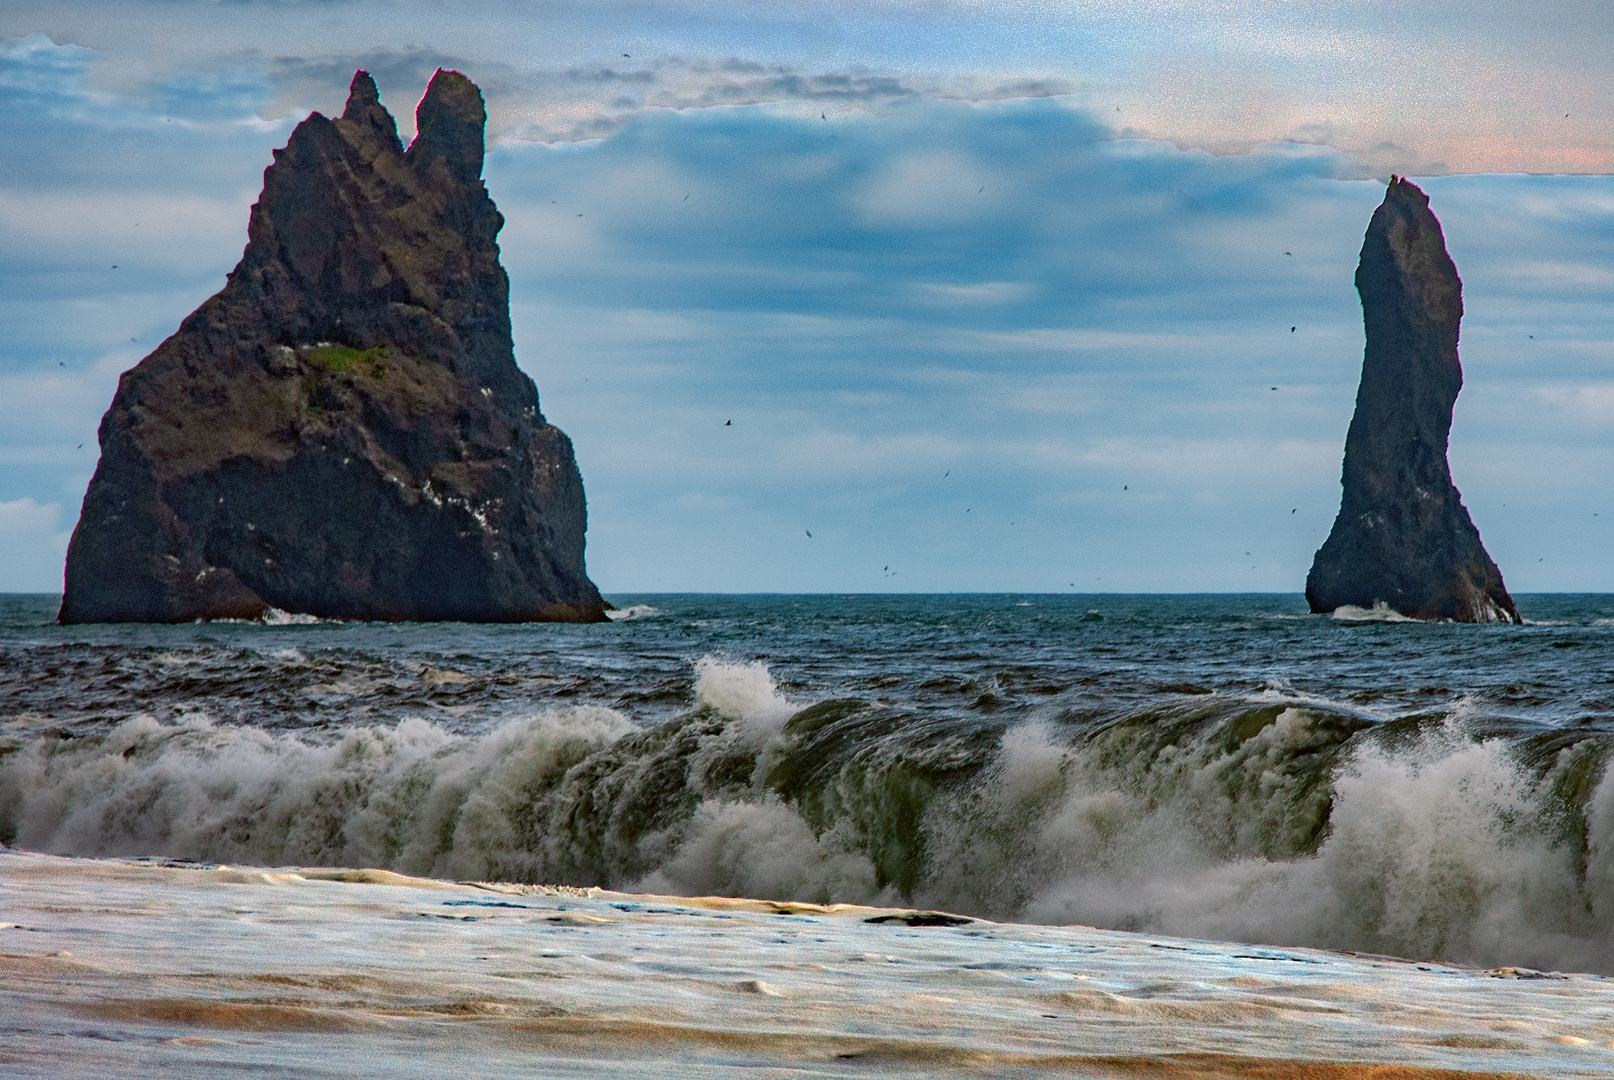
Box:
[1,2,1611,594]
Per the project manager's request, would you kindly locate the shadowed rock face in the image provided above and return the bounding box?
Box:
[60,70,607,624]
[1306,178,1518,623]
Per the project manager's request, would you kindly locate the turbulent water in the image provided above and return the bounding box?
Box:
[4,592,1614,975]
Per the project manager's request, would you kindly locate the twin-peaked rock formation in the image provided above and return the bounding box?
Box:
[1307,178,1518,623]
[60,71,607,623]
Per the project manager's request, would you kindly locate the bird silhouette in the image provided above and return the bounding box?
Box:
[724,420,731,425]
[1290,326,1296,332]
[805,530,812,538]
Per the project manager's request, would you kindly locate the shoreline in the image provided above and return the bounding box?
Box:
[3,848,1608,1078]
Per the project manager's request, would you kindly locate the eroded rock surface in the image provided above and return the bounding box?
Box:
[1306,178,1518,623]
[60,70,607,623]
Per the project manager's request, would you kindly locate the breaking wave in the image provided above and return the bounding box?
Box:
[3,658,1612,973]
[606,604,662,622]
[1330,602,1421,623]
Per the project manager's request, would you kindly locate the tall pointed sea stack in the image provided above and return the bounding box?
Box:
[60,71,608,623]
[1306,177,1517,623]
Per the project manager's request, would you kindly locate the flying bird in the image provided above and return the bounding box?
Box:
[805,530,812,538]
[1290,326,1296,332]
[724,420,731,425]
[1271,386,1278,391]
[1291,508,1297,514]
[77,443,83,449]
[1284,251,1291,256]
[943,470,949,477]
[1123,485,1128,490]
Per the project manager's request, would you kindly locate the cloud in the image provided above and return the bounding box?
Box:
[1532,384,1614,430]
[0,497,56,534]
[10,2,1614,170]
[482,101,1614,590]
[2,33,1613,591]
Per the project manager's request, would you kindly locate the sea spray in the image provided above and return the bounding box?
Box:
[4,656,1614,971]
[927,712,1614,972]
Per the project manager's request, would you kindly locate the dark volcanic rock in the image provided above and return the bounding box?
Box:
[60,71,608,623]
[1306,178,1518,623]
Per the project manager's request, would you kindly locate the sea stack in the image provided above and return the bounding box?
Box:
[60,71,608,623]
[1306,177,1518,623]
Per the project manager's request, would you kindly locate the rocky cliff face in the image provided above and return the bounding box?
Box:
[1306,178,1518,623]
[60,71,607,623]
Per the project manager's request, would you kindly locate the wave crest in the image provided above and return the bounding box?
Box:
[4,659,1613,972]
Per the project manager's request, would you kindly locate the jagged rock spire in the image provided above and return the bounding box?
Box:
[1305,178,1518,623]
[59,72,604,624]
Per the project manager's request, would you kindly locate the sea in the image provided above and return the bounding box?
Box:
[4,590,1614,977]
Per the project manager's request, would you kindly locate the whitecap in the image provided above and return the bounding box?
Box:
[606,604,661,622]
[1330,602,1420,623]
[261,608,327,626]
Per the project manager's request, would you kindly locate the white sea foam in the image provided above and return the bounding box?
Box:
[207,608,332,625]
[0,706,635,882]
[606,604,661,621]
[637,799,890,905]
[261,608,326,625]
[693,657,796,736]
[917,715,1614,973]
[1330,602,1420,623]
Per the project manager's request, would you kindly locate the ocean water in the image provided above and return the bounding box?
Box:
[4,591,1614,975]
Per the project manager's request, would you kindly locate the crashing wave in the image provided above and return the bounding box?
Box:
[1330,602,1421,623]
[606,605,662,622]
[2,659,1612,974]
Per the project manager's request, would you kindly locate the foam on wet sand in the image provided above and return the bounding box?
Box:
[2,849,1609,1078]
